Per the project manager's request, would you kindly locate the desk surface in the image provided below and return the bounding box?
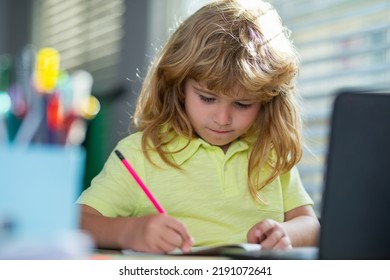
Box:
[91,247,318,260]
[91,249,228,260]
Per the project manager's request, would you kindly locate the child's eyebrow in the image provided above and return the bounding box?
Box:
[195,87,256,102]
[193,85,217,96]
[193,84,258,102]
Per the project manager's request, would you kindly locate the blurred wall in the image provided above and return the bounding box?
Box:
[0,0,33,57]
[81,0,150,188]
[0,0,151,189]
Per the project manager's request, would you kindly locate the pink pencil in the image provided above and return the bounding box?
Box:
[115,150,167,214]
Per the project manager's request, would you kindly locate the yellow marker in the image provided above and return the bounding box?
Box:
[34,48,60,93]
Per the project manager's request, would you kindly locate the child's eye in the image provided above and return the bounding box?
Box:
[199,95,215,103]
[235,102,253,109]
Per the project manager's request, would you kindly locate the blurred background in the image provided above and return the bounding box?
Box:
[0,0,389,216]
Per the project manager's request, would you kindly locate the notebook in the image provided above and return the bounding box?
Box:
[123,243,262,257]
[0,144,90,259]
[224,90,390,260]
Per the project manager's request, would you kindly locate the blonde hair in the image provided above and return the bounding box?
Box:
[134,0,302,203]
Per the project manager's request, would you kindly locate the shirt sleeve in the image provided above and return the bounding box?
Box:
[76,137,144,217]
[281,166,314,212]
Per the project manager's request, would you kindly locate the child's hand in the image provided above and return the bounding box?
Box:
[120,214,193,253]
[247,219,292,250]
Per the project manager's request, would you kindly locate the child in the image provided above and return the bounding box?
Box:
[77,0,320,254]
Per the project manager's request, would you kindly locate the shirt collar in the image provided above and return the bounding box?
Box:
[165,134,253,166]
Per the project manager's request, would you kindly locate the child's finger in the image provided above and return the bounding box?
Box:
[247,227,261,243]
[247,219,276,243]
[256,219,277,234]
[273,236,292,250]
[165,217,193,251]
[161,228,186,247]
[259,228,284,249]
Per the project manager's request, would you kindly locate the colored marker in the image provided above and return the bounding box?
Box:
[114,150,167,214]
[33,48,61,143]
[0,54,11,143]
[34,48,60,94]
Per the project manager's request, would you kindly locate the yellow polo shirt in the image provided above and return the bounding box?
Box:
[77,132,313,246]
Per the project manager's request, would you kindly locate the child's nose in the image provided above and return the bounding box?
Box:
[213,106,232,126]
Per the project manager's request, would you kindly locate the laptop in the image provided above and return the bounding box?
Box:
[223,90,390,260]
[319,90,390,260]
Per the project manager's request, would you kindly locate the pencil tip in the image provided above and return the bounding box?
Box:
[114,149,124,160]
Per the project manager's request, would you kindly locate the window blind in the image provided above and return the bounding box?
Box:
[32,0,126,94]
[271,0,390,214]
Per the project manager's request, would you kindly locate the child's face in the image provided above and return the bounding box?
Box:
[184,79,261,151]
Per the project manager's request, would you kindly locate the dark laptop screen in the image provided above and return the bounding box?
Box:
[320,91,390,259]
